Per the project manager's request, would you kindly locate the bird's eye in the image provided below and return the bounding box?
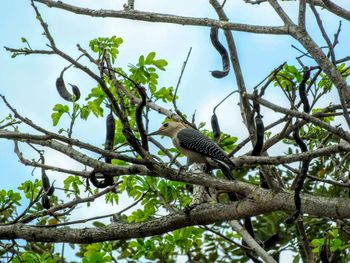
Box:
[163,123,169,128]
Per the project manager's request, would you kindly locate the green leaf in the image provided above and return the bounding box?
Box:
[145,52,156,64]
[51,104,69,126]
[138,55,145,66]
[63,176,83,196]
[292,255,300,263]
[153,59,168,70]
[89,36,123,63]
[80,105,91,120]
[58,128,66,134]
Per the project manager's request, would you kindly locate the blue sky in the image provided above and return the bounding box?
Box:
[1,0,350,261]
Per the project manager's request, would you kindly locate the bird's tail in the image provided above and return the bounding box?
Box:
[215,160,235,181]
[213,160,239,201]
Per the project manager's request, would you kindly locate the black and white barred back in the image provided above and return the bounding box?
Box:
[177,128,233,166]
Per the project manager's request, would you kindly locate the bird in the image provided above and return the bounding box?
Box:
[148,121,235,180]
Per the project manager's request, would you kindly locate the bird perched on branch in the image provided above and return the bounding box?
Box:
[148,121,235,180]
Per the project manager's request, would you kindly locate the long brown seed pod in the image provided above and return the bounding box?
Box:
[135,85,149,151]
[252,115,264,156]
[299,68,311,113]
[41,169,50,192]
[41,169,54,196]
[211,113,221,143]
[320,242,330,263]
[286,127,310,224]
[252,90,265,156]
[105,112,115,163]
[90,112,116,188]
[41,194,50,210]
[211,91,237,143]
[89,170,113,188]
[55,71,81,102]
[210,27,230,78]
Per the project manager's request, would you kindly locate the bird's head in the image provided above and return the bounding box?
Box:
[148,121,186,138]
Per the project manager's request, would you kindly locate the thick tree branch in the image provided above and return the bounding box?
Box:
[246,0,350,21]
[32,0,288,34]
[320,0,350,21]
[2,187,350,243]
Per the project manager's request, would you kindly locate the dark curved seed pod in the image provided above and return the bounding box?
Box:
[89,170,114,189]
[41,170,51,192]
[56,76,72,101]
[253,90,261,115]
[286,127,310,224]
[211,113,221,142]
[105,112,115,164]
[252,115,264,156]
[68,84,81,101]
[244,217,256,239]
[46,185,55,196]
[263,233,280,250]
[90,112,117,189]
[135,85,149,151]
[320,243,330,263]
[299,69,311,113]
[56,75,81,102]
[253,100,260,115]
[210,27,230,78]
[292,128,307,153]
[41,194,51,210]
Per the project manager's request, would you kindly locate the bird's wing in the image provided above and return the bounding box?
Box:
[177,128,233,166]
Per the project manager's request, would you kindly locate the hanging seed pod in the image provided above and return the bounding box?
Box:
[263,233,280,250]
[286,127,310,224]
[320,243,330,263]
[135,85,149,151]
[105,112,115,164]
[41,194,51,210]
[41,169,51,192]
[299,69,310,113]
[41,169,55,196]
[56,76,72,101]
[55,72,81,102]
[89,170,113,188]
[252,115,264,156]
[68,84,81,101]
[210,27,230,78]
[211,113,221,142]
[46,185,55,196]
[90,112,117,188]
[293,127,307,152]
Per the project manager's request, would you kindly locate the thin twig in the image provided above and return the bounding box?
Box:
[36,188,146,227]
[172,47,195,128]
[201,225,253,250]
[309,2,336,64]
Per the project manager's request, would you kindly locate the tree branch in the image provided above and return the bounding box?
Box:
[32,0,288,34]
[2,188,350,242]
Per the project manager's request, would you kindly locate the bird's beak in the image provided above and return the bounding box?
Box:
[148,130,161,136]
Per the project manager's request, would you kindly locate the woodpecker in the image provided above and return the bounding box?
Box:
[148,121,235,180]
